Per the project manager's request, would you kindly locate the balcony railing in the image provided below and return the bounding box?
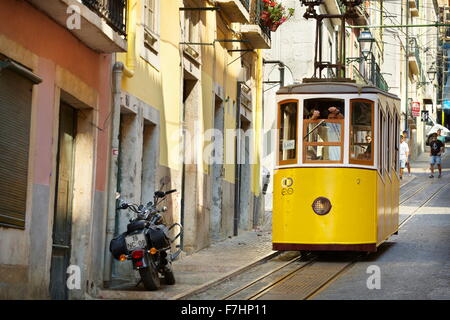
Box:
[82,0,127,37]
[409,37,422,75]
[239,0,271,49]
[240,0,250,11]
[255,0,271,40]
[373,62,389,91]
[349,54,389,91]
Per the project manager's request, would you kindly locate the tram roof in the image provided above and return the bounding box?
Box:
[276,81,400,101]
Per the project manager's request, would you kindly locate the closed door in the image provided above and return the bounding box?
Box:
[239,118,251,230]
[50,103,76,300]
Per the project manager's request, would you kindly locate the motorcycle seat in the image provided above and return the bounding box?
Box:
[127,220,147,233]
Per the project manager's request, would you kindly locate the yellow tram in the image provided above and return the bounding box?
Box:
[273,81,401,252]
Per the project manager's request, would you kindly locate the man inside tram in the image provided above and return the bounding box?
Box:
[363,135,372,159]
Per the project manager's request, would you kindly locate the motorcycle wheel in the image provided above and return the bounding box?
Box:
[139,266,160,291]
[164,269,176,285]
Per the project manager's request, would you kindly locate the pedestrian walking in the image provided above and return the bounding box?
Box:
[402,130,412,176]
[399,135,409,180]
[429,133,444,178]
[437,129,446,154]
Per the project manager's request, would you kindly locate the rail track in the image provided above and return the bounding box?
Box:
[182,178,450,301]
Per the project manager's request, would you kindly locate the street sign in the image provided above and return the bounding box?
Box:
[421,110,429,122]
[411,101,420,117]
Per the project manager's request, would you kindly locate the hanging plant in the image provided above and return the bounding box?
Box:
[260,0,295,32]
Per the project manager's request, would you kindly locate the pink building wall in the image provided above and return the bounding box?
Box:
[0,0,111,191]
[0,0,112,298]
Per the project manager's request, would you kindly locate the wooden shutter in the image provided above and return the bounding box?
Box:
[0,68,33,229]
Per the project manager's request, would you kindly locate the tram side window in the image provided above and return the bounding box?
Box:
[378,109,385,174]
[303,98,344,163]
[349,100,374,165]
[387,111,392,175]
[279,101,298,164]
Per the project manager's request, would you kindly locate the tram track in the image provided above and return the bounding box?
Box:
[250,255,362,300]
[398,180,450,229]
[399,180,433,205]
[183,178,450,301]
[221,254,316,300]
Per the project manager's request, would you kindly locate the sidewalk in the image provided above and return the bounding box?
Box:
[409,143,450,173]
[96,225,275,300]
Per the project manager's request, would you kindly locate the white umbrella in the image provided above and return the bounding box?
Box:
[427,124,450,137]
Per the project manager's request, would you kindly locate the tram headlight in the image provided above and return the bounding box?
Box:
[312,197,332,215]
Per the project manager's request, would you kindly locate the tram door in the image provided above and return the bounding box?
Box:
[50,103,76,300]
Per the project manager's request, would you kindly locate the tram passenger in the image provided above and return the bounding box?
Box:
[399,135,409,180]
[326,106,343,160]
[363,135,372,160]
[309,109,321,120]
[327,106,344,119]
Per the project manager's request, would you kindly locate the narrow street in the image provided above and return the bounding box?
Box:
[1,0,449,303]
[175,150,450,300]
[313,151,450,300]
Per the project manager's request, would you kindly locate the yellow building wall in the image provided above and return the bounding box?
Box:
[198,5,263,197]
[117,0,182,171]
[118,0,263,195]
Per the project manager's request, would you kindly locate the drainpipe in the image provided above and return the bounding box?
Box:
[103,59,135,286]
[103,0,135,283]
[103,62,125,287]
[234,82,243,237]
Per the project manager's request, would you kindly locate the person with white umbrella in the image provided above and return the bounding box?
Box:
[429,133,445,179]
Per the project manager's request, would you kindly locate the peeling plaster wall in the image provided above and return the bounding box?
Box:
[0,0,112,299]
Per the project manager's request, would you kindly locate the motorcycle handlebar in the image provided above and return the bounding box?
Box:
[165,189,177,195]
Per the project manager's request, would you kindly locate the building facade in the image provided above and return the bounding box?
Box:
[397,0,439,158]
[0,0,127,299]
[437,1,450,127]
[105,0,269,284]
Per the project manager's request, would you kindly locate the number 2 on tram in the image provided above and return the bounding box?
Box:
[273,82,401,252]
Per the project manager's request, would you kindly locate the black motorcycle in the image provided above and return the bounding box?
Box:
[109,189,182,290]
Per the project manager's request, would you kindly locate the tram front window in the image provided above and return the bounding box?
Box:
[279,101,298,164]
[303,98,344,163]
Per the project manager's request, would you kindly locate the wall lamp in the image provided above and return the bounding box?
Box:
[346,29,375,64]
[417,65,437,89]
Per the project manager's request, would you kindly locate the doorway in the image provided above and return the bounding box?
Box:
[211,96,224,240]
[50,103,76,300]
[238,117,251,230]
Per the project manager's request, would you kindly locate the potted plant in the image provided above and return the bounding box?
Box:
[260,0,295,32]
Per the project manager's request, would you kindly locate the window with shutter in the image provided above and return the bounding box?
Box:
[0,67,33,229]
